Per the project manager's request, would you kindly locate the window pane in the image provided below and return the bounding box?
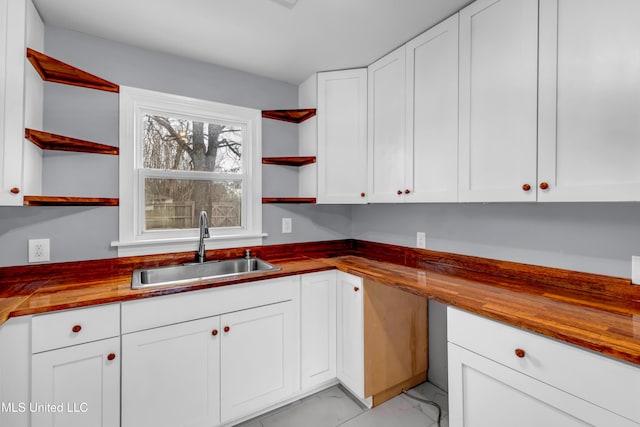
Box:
[144,178,242,230]
[143,115,242,173]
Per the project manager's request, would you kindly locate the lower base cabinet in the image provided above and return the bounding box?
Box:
[447,307,640,426]
[300,271,337,390]
[220,301,297,422]
[121,317,221,427]
[122,301,296,427]
[31,337,120,427]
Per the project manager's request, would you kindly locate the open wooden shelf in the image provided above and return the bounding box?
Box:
[261,109,316,123]
[26,48,119,93]
[262,156,316,166]
[262,197,316,204]
[23,196,119,207]
[25,129,119,155]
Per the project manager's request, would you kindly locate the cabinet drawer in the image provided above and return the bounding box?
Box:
[32,304,120,353]
[447,307,640,423]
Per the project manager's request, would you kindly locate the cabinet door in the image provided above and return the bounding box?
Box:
[458,0,538,202]
[448,343,637,427]
[317,69,368,204]
[336,272,365,399]
[0,0,26,205]
[220,301,297,422]
[538,0,640,201]
[31,337,120,427]
[121,317,220,427]
[368,46,406,203]
[300,271,336,390]
[405,14,459,203]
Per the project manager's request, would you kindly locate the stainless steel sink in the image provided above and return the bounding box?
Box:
[131,257,281,289]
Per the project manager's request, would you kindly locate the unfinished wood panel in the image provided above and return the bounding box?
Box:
[363,278,428,406]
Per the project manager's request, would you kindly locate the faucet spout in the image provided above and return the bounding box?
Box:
[196,210,210,263]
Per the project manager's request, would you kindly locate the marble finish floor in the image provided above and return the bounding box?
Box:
[236,382,448,427]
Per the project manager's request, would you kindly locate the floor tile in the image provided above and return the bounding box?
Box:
[338,393,444,427]
[235,382,448,427]
[240,386,365,427]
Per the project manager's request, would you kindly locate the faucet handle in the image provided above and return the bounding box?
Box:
[245,249,251,259]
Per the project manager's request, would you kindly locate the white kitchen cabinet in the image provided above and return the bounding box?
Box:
[336,271,366,401]
[0,0,25,205]
[405,14,459,203]
[220,301,297,422]
[458,0,538,202]
[448,307,640,426]
[121,277,299,426]
[31,337,120,427]
[368,15,458,204]
[538,0,640,201]
[121,316,221,427]
[300,271,337,390]
[0,0,42,205]
[31,304,120,427]
[367,46,407,203]
[317,69,368,203]
[0,316,34,427]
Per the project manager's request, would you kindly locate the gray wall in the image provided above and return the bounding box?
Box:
[0,26,350,267]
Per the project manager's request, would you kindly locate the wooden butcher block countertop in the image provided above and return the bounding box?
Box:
[2,239,640,366]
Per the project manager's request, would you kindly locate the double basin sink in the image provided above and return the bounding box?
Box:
[131,257,280,289]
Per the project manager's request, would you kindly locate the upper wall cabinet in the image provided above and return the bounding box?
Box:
[458,0,539,202]
[537,0,640,202]
[317,69,368,204]
[367,46,407,203]
[368,15,459,204]
[405,14,459,203]
[0,0,42,206]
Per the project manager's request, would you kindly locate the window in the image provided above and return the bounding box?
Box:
[115,87,263,256]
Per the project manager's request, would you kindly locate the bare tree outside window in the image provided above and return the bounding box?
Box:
[142,115,244,230]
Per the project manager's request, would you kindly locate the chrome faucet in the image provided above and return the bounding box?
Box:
[196,210,210,263]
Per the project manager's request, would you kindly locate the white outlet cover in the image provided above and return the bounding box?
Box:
[282,218,292,234]
[632,256,640,285]
[416,232,426,249]
[29,238,50,263]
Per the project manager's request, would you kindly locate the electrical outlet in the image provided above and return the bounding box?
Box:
[416,232,426,249]
[633,256,640,285]
[29,239,50,263]
[282,218,292,234]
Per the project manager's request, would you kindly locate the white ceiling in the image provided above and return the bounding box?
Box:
[32,0,473,85]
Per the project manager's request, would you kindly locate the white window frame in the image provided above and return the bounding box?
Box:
[113,86,264,256]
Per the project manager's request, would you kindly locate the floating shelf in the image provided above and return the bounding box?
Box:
[261,109,316,124]
[262,156,316,166]
[25,129,119,155]
[23,196,119,207]
[26,48,119,93]
[262,197,316,204]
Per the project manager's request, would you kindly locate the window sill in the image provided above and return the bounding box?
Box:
[111,233,267,257]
